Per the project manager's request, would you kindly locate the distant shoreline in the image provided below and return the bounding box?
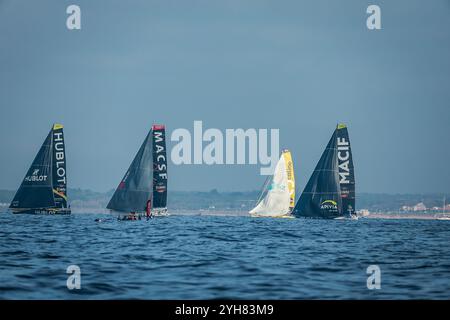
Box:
[3,206,450,220]
[363,213,450,220]
[2,190,450,215]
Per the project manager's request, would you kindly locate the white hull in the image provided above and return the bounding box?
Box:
[250,213,294,219]
[151,208,169,217]
[152,212,170,217]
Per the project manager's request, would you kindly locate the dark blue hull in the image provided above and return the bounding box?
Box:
[12,208,71,215]
[294,213,357,220]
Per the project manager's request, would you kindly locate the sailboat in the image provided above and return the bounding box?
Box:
[107,124,168,219]
[437,196,450,220]
[293,124,355,219]
[9,124,70,215]
[249,149,295,218]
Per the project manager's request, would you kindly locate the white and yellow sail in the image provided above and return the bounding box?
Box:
[283,150,295,211]
[249,150,295,217]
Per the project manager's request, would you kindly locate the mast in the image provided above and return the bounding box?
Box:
[444,196,446,214]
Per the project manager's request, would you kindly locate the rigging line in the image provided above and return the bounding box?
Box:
[256,174,273,205]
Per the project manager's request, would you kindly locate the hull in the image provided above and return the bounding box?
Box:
[111,210,143,220]
[152,208,170,217]
[112,208,169,220]
[152,213,170,217]
[296,216,338,220]
[11,208,71,215]
[118,214,143,221]
[295,213,354,220]
[250,213,294,219]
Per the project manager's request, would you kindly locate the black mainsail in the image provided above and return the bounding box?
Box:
[107,124,168,215]
[293,124,355,219]
[10,124,70,214]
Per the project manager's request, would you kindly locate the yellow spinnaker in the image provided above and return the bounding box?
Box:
[282,150,295,210]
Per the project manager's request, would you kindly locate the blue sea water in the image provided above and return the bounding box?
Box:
[0,213,449,299]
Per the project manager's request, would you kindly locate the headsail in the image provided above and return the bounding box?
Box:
[250,150,295,217]
[10,124,69,212]
[151,125,168,212]
[293,124,355,219]
[107,130,153,213]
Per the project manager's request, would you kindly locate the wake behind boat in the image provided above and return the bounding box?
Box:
[249,149,295,218]
[293,124,356,219]
[107,124,168,220]
[9,124,70,215]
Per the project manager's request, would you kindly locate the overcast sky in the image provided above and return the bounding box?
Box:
[1,0,449,193]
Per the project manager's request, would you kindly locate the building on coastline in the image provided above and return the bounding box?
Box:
[413,202,427,211]
[400,202,428,213]
[357,209,370,217]
[400,202,450,214]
